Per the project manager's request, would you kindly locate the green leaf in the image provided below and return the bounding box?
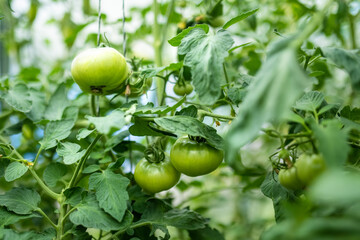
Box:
[0,84,32,112]
[139,62,183,79]
[26,88,46,122]
[56,142,86,165]
[168,24,209,47]
[154,116,224,149]
[339,106,360,121]
[105,131,130,151]
[69,193,128,231]
[189,226,225,240]
[89,169,130,222]
[321,47,360,86]
[76,129,95,140]
[44,83,70,121]
[0,207,39,227]
[0,159,10,178]
[308,170,360,206]
[223,8,259,29]
[4,162,28,182]
[1,228,55,240]
[129,118,165,137]
[225,41,310,156]
[312,119,350,168]
[294,91,324,112]
[178,29,234,105]
[40,120,75,150]
[0,187,41,214]
[64,187,85,207]
[175,105,198,117]
[86,109,126,135]
[82,165,101,174]
[134,97,185,115]
[43,163,68,187]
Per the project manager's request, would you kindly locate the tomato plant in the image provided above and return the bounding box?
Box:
[71,47,130,95]
[0,0,359,240]
[170,136,223,177]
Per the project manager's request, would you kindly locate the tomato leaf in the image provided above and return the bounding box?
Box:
[188,226,225,240]
[339,106,360,121]
[134,97,185,115]
[225,40,310,158]
[0,228,56,240]
[40,120,75,150]
[26,88,46,122]
[69,193,132,231]
[56,142,86,165]
[178,28,234,105]
[223,8,259,29]
[4,162,28,182]
[0,206,40,227]
[312,119,350,168]
[321,47,360,87]
[89,169,130,222]
[0,188,41,215]
[294,91,324,112]
[0,84,32,113]
[129,118,165,137]
[76,129,95,140]
[44,83,70,121]
[175,105,198,117]
[154,116,224,149]
[86,109,127,135]
[168,24,209,47]
[104,130,130,151]
[43,163,68,187]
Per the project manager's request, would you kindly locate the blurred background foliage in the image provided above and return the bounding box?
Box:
[0,0,359,239]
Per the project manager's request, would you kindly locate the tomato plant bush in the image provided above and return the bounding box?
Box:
[0,0,360,240]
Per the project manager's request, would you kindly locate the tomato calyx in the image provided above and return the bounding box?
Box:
[144,145,165,164]
[188,135,206,143]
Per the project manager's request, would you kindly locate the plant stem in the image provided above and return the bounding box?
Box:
[32,146,43,167]
[112,221,151,238]
[348,12,357,49]
[36,208,57,229]
[28,167,61,200]
[90,94,97,116]
[56,200,66,240]
[197,109,235,120]
[68,134,102,188]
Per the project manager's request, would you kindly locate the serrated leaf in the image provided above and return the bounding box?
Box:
[26,88,46,122]
[318,104,338,115]
[0,84,32,112]
[340,106,360,121]
[40,120,74,150]
[63,106,79,122]
[105,131,130,151]
[312,119,350,168]
[1,228,55,240]
[57,142,86,165]
[175,105,198,117]
[76,129,95,140]
[168,24,209,47]
[223,8,259,29]
[44,84,70,121]
[0,207,40,227]
[154,116,224,149]
[64,187,85,207]
[82,165,101,174]
[178,28,234,104]
[4,162,28,182]
[294,91,324,112]
[43,163,68,187]
[89,169,130,221]
[225,41,310,158]
[86,109,126,135]
[129,118,165,137]
[69,193,126,231]
[0,188,41,214]
[189,226,225,240]
[140,62,183,79]
[321,47,360,86]
[134,97,185,115]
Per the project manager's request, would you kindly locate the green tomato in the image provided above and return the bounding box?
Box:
[71,47,130,95]
[278,167,304,190]
[170,136,223,177]
[208,17,224,28]
[134,157,180,194]
[173,82,193,96]
[295,154,326,185]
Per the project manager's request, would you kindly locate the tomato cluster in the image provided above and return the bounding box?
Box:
[278,154,326,191]
[134,136,224,193]
[173,82,193,96]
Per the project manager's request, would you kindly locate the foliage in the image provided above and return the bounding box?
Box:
[0,0,359,239]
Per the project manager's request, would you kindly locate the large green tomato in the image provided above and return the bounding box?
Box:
[295,154,326,185]
[71,47,130,95]
[173,82,193,96]
[170,136,223,177]
[278,167,304,190]
[134,157,180,194]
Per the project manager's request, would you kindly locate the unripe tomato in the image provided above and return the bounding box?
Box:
[22,124,33,139]
[170,136,223,177]
[278,167,304,190]
[295,154,326,185]
[208,17,225,28]
[134,157,180,194]
[71,47,130,95]
[173,82,193,96]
